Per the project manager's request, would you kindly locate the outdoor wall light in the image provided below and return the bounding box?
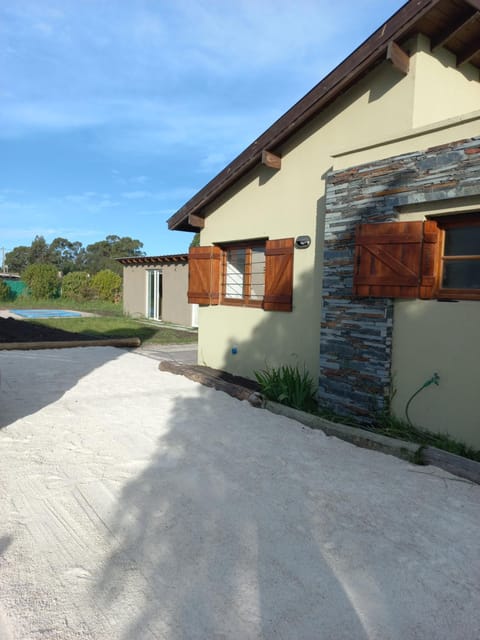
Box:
[295,235,311,249]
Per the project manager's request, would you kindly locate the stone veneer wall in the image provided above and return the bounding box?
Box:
[319,135,480,420]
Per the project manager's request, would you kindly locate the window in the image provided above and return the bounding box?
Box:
[353,213,480,301]
[222,243,266,306]
[188,238,294,311]
[436,214,480,300]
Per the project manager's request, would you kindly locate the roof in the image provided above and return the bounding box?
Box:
[116,253,188,266]
[168,0,480,232]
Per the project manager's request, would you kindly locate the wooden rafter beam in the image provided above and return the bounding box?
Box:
[116,253,188,265]
[188,213,205,229]
[456,39,480,66]
[465,0,480,11]
[261,150,282,170]
[386,41,410,74]
[431,9,478,50]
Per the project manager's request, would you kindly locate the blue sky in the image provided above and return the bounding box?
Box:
[1,0,404,258]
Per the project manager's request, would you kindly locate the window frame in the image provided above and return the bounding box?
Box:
[220,240,266,308]
[188,237,294,312]
[434,213,480,301]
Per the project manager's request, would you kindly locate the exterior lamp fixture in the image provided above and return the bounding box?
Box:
[295,235,311,249]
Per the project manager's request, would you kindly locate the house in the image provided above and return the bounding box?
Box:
[117,254,198,327]
[168,0,480,448]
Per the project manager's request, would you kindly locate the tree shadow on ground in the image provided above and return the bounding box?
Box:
[0,346,128,429]
[93,385,372,639]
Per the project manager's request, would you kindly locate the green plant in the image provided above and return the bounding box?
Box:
[90,269,122,302]
[374,409,480,462]
[254,364,317,412]
[61,271,93,301]
[0,279,12,302]
[22,263,60,299]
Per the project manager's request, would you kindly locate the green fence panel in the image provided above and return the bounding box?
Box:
[5,279,26,299]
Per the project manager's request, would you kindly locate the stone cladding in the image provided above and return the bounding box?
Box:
[319,136,480,420]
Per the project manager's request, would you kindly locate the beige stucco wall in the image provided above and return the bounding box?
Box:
[387,193,480,449]
[332,109,480,170]
[161,262,193,326]
[195,29,480,448]
[122,262,194,326]
[412,35,480,128]
[392,299,480,448]
[122,265,147,318]
[198,44,421,380]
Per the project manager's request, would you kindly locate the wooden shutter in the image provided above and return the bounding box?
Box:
[353,221,440,299]
[188,246,221,305]
[419,220,440,299]
[264,238,294,311]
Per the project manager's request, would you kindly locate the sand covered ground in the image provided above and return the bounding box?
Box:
[0,347,479,639]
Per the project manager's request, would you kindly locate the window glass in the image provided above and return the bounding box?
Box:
[444,226,480,256]
[250,247,266,300]
[442,260,480,289]
[225,248,245,299]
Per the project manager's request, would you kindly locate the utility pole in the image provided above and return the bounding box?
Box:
[0,247,5,273]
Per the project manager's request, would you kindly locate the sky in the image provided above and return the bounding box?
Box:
[0,0,405,259]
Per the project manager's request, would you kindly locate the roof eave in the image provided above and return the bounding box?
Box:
[116,253,188,265]
[167,0,442,232]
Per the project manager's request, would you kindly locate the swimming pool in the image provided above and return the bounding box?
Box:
[10,309,82,319]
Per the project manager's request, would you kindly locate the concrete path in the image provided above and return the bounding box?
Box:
[134,342,197,365]
[0,347,479,639]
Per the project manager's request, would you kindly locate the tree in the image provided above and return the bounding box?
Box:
[190,233,200,248]
[0,279,12,302]
[61,271,92,301]
[84,235,145,275]
[49,237,84,275]
[29,235,50,264]
[90,269,122,302]
[5,233,145,278]
[5,246,30,273]
[22,263,60,299]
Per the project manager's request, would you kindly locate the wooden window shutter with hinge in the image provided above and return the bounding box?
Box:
[264,238,294,311]
[188,246,221,305]
[353,221,440,299]
[419,220,440,299]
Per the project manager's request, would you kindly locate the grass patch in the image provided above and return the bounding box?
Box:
[314,405,480,463]
[7,297,124,317]
[373,411,480,462]
[28,316,198,345]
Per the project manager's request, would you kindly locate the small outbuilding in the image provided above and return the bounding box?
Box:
[117,254,197,327]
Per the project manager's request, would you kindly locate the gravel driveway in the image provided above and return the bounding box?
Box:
[0,347,479,639]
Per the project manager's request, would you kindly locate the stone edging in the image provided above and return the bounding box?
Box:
[265,401,419,461]
[157,360,480,485]
[265,401,480,485]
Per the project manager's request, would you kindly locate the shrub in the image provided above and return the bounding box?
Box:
[254,364,317,412]
[22,263,60,299]
[0,279,12,302]
[90,269,122,303]
[62,271,92,301]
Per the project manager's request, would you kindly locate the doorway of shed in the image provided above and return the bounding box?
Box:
[147,269,162,320]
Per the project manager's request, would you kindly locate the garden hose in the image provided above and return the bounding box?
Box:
[405,373,440,426]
